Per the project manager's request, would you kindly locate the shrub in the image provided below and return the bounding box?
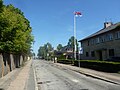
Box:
[74,60,120,72]
[57,59,73,64]
[57,54,66,60]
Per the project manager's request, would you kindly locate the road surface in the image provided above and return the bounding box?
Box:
[33,60,120,90]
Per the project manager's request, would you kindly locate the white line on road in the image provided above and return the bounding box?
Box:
[71,79,79,83]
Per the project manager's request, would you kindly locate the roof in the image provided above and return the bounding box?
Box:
[79,22,120,42]
[61,45,73,52]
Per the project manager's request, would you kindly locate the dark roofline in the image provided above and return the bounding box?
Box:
[79,22,120,42]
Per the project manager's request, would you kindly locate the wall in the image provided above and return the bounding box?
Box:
[0,53,25,78]
[0,54,3,77]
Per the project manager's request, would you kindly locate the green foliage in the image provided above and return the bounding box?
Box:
[0,2,34,54]
[74,60,120,72]
[57,44,63,51]
[0,0,3,6]
[56,59,120,72]
[0,0,3,9]
[47,42,53,51]
[37,42,53,59]
[78,60,120,64]
[67,36,79,52]
[57,54,66,60]
[57,59,73,64]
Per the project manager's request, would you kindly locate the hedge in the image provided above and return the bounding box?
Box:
[57,59,120,72]
[57,59,73,64]
[74,60,120,73]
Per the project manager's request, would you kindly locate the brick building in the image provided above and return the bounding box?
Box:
[79,22,120,60]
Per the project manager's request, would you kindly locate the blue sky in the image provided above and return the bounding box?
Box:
[4,0,120,55]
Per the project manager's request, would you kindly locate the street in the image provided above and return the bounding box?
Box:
[33,60,120,90]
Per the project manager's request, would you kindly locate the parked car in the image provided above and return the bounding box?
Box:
[105,56,120,62]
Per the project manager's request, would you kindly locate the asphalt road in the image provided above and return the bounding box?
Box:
[33,59,120,90]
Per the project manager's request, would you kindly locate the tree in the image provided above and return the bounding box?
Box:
[47,42,53,51]
[37,42,53,59]
[0,3,34,55]
[0,0,3,9]
[57,44,63,51]
[67,36,79,52]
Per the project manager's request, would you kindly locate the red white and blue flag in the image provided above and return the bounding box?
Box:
[74,11,82,17]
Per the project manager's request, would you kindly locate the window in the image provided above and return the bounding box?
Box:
[90,39,95,45]
[100,36,105,43]
[91,51,95,57]
[109,49,114,57]
[105,34,113,41]
[96,37,100,44]
[115,31,120,39]
[87,41,89,46]
[109,34,113,40]
[86,52,89,57]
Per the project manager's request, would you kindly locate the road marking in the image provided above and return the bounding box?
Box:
[72,79,79,83]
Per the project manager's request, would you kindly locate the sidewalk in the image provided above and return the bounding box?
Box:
[54,62,120,85]
[0,68,22,90]
[0,60,32,90]
[7,60,32,90]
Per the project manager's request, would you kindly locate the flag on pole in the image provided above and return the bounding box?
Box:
[74,11,82,17]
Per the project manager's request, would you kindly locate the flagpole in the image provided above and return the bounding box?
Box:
[74,14,77,60]
[74,11,82,67]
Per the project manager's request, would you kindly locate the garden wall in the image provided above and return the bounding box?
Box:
[0,53,25,78]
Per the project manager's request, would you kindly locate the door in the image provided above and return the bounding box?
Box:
[98,50,103,60]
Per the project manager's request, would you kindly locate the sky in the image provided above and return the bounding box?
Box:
[4,0,120,55]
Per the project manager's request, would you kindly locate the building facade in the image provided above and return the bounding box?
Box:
[79,22,120,60]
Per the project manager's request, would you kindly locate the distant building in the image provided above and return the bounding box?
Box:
[79,22,120,60]
[61,45,74,59]
[54,45,77,59]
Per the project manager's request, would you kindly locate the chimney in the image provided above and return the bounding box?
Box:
[104,22,113,28]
